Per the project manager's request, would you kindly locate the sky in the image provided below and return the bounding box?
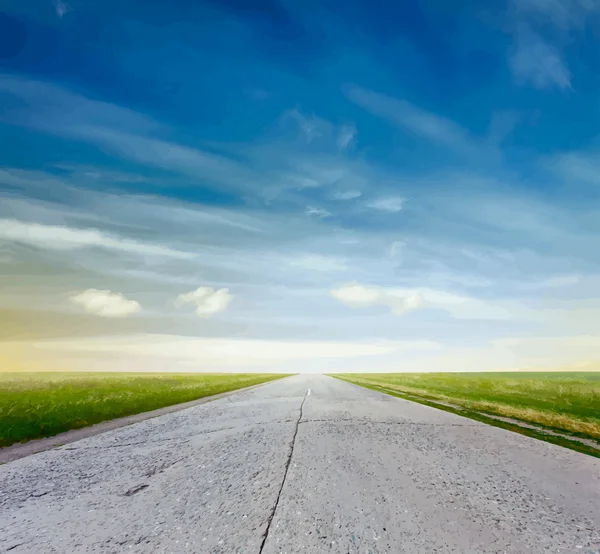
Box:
[1,0,600,373]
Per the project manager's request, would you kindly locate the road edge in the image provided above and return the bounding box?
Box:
[331,375,600,459]
[0,376,292,464]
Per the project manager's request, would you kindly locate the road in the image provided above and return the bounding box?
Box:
[1,374,599,553]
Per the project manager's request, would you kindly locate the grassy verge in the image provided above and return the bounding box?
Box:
[0,372,288,448]
[332,372,600,458]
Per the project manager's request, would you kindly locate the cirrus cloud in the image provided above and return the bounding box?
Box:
[366,197,406,212]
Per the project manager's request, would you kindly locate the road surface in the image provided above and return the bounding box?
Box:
[1,374,599,553]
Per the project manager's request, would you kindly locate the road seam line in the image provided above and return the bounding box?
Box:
[258,389,309,554]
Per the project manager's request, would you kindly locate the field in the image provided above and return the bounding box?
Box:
[0,372,288,448]
[333,372,600,456]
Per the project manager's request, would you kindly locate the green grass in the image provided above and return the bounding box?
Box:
[332,372,600,453]
[0,372,288,448]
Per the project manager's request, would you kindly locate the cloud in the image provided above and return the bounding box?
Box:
[389,241,406,259]
[69,289,141,318]
[284,109,329,143]
[54,0,71,18]
[0,218,193,259]
[337,124,357,151]
[331,283,424,316]
[0,76,262,196]
[332,190,362,200]
[486,111,521,146]
[0,75,156,134]
[305,206,332,218]
[550,150,600,186]
[71,128,254,190]
[512,0,600,30]
[366,197,405,212]
[344,85,482,157]
[0,76,365,207]
[509,25,571,90]
[331,282,513,320]
[175,287,233,317]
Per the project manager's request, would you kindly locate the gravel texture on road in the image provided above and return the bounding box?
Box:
[1,374,599,553]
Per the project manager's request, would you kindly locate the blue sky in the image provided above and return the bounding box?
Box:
[1,0,600,373]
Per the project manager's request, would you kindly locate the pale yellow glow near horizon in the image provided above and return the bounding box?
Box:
[2,334,600,374]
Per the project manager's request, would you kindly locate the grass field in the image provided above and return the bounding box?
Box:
[333,372,600,455]
[0,372,288,448]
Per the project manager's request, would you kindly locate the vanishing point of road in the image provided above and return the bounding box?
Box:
[1,375,599,553]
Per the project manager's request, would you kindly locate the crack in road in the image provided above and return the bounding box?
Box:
[124,483,149,497]
[4,543,27,552]
[258,390,309,554]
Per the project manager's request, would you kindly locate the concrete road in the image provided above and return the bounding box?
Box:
[1,375,599,554]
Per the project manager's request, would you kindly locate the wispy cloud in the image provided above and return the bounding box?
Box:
[549,150,600,186]
[509,25,571,90]
[305,206,332,218]
[389,241,406,259]
[332,190,362,200]
[512,0,600,30]
[0,76,365,210]
[0,75,156,134]
[366,197,405,212]
[0,218,193,259]
[284,109,329,143]
[486,111,521,146]
[0,76,273,199]
[337,124,357,151]
[53,0,71,18]
[344,85,485,158]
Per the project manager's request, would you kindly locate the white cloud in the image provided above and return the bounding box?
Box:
[332,190,362,200]
[331,282,513,320]
[305,206,333,218]
[509,26,571,90]
[175,287,233,317]
[69,289,141,318]
[367,197,406,212]
[337,124,357,151]
[54,0,71,17]
[331,283,424,316]
[0,218,193,259]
